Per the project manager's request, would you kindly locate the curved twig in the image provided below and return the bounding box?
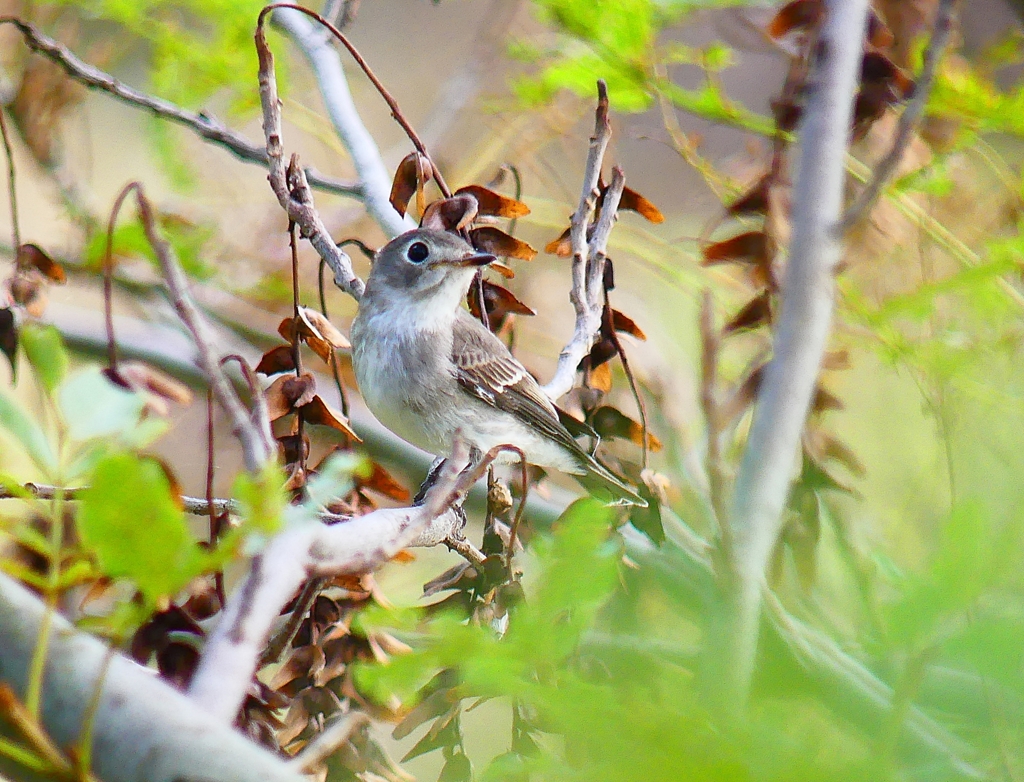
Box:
[0,17,360,198]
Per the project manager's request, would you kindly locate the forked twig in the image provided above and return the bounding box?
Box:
[542,81,624,402]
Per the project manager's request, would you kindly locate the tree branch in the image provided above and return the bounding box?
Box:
[839,0,957,231]
[708,0,871,710]
[0,574,308,782]
[0,17,360,198]
[272,7,413,238]
[541,81,620,402]
[257,21,366,300]
[186,438,482,723]
[133,186,275,472]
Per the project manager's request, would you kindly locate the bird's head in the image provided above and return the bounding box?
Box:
[363,229,495,317]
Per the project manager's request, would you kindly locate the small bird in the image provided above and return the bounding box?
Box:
[350,228,646,507]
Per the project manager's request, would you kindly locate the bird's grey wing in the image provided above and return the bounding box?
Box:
[451,315,587,460]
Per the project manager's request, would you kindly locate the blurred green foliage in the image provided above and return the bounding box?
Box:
[47,0,272,113]
[513,0,773,133]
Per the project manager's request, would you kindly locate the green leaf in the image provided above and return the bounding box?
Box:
[19,323,68,394]
[59,367,147,443]
[0,388,56,473]
[77,452,204,603]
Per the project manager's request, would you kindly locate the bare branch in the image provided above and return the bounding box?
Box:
[259,3,452,197]
[133,188,275,471]
[541,81,617,402]
[272,7,412,237]
[187,439,482,723]
[0,17,359,198]
[256,21,365,300]
[708,0,871,710]
[839,0,957,231]
[0,483,236,516]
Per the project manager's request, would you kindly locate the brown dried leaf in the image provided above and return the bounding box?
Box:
[611,309,646,341]
[804,428,866,477]
[420,194,478,232]
[619,186,665,223]
[271,644,326,692]
[279,309,349,366]
[767,0,823,38]
[726,176,771,217]
[454,184,530,218]
[303,395,360,440]
[584,337,618,372]
[469,227,537,261]
[255,345,296,376]
[822,350,851,371]
[278,433,310,465]
[866,10,894,49]
[702,232,770,267]
[16,244,65,283]
[389,152,432,217]
[812,384,844,414]
[117,361,194,408]
[723,291,772,334]
[589,359,613,393]
[265,372,316,420]
[467,280,535,332]
[357,461,411,503]
[8,272,45,314]
[590,406,662,451]
[721,364,766,424]
[545,226,572,257]
[771,99,803,133]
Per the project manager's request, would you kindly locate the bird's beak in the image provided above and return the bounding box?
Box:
[439,252,496,268]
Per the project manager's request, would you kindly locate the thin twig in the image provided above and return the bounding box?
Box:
[287,215,307,472]
[256,24,364,300]
[503,446,530,572]
[0,109,20,252]
[134,187,275,471]
[839,0,957,231]
[288,712,371,772]
[0,17,360,198]
[0,482,236,516]
[103,182,144,373]
[272,7,412,237]
[541,81,615,402]
[0,684,73,776]
[699,291,729,531]
[318,258,349,417]
[604,290,649,471]
[259,576,325,667]
[259,3,452,196]
[206,389,226,608]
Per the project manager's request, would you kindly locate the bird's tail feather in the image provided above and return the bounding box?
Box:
[575,456,648,508]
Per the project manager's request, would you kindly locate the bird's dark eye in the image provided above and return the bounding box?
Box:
[406,241,429,263]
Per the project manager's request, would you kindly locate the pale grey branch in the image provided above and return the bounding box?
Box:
[711,0,871,709]
[0,574,307,782]
[273,7,413,238]
[541,80,618,402]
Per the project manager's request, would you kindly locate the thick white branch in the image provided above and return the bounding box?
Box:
[187,446,474,723]
[0,574,307,782]
[273,8,413,239]
[717,0,870,706]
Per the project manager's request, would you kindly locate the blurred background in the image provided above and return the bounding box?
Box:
[3,0,1024,779]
